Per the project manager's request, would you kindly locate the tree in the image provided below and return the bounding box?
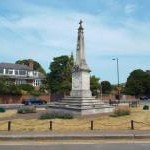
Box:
[48,55,74,95]
[101,81,111,94]
[125,69,150,97]
[18,84,34,93]
[40,72,52,93]
[0,76,22,95]
[90,75,100,96]
[0,76,8,94]
[15,59,46,75]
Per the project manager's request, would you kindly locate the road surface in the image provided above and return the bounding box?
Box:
[0,143,150,150]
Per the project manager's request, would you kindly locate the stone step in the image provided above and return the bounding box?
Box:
[49,105,112,110]
[49,102,108,108]
[63,97,96,100]
[60,101,104,104]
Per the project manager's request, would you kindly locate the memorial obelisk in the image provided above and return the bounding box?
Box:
[70,20,92,98]
[49,20,113,116]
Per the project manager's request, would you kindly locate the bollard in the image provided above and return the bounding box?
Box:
[49,121,53,131]
[90,120,93,130]
[8,121,11,131]
[131,120,134,130]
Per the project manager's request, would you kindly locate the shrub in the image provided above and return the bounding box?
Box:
[17,106,36,114]
[18,84,34,93]
[0,107,6,113]
[143,105,149,110]
[110,106,130,117]
[39,111,73,119]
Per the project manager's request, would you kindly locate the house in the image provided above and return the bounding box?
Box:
[0,61,45,87]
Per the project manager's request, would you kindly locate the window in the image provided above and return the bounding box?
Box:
[5,69,13,75]
[15,70,19,75]
[33,79,41,86]
[33,71,38,77]
[0,68,3,74]
[27,71,33,77]
[19,70,26,75]
[15,79,27,85]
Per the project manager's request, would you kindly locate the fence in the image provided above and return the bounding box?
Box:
[0,120,150,132]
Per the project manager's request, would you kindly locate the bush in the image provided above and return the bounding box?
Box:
[143,105,149,110]
[18,84,34,93]
[17,106,36,114]
[0,107,6,113]
[39,111,73,119]
[110,106,130,117]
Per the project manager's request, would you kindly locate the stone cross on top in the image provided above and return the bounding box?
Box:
[79,20,83,26]
[79,20,83,30]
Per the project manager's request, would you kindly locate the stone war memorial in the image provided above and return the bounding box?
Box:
[50,20,113,116]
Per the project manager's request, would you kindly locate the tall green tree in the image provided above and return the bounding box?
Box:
[125,69,150,97]
[101,81,111,94]
[15,59,46,75]
[48,55,74,95]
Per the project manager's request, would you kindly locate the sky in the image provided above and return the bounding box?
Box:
[0,0,150,84]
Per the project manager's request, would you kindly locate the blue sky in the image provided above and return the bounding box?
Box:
[0,0,150,84]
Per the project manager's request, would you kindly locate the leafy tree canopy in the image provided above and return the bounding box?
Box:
[0,76,21,95]
[48,55,74,94]
[15,59,46,75]
[18,84,34,93]
[125,69,150,96]
[90,75,100,96]
[101,81,111,94]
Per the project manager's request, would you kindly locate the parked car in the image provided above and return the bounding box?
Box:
[140,96,149,100]
[22,98,47,105]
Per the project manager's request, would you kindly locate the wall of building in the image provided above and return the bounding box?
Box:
[0,94,50,104]
[98,94,137,101]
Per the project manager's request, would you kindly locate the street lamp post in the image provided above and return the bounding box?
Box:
[112,58,120,101]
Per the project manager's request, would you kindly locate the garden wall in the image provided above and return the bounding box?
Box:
[0,94,50,104]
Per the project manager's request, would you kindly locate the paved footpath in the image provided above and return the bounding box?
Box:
[0,130,150,140]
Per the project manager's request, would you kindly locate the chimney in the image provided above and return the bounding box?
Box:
[28,59,34,70]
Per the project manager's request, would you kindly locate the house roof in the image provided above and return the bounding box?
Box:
[0,63,33,71]
[0,63,46,79]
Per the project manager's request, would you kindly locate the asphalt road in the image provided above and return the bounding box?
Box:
[0,143,150,150]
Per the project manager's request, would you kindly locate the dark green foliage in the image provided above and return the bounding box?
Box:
[18,84,40,96]
[38,79,49,94]
[90,75,100,96]
[48,55,74,94]
[9,84,22,95]
[18,84,34,92]
[39,111,73,119]
[101,81,112,94]
[15,59,46,75]
[0,77,22,95]
[0,107,6,113]
[30,90,41,97]
[143,105,149,110]
[0,77,42,96]
[17,106,36,114]
[125,69,150,97]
